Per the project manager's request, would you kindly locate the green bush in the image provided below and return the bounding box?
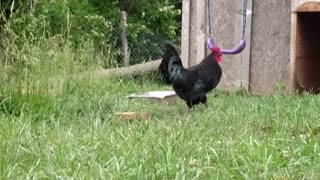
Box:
[1,0,181,67]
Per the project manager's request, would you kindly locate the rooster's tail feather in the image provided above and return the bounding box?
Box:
[159,44,183,84]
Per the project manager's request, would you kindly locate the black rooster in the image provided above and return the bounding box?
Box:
[159,44,222,110]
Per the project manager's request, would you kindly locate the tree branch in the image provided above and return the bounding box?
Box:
[75,59,161,79]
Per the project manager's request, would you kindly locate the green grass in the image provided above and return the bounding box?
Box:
[1,76,320,179]
[1,40,320,179]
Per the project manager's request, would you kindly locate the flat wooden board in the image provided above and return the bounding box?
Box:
[296,2,320,12]
[115,112,151,120]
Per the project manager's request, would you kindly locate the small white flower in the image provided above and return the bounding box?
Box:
[282,147,291,158]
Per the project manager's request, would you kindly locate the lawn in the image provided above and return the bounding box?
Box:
[1,69,320,179]
[0,42,320,179]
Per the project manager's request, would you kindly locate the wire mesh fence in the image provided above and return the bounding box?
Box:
[108,21,180,67]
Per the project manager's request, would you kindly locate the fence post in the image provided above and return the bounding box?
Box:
[30,0,37,14]
[121,11,129,66]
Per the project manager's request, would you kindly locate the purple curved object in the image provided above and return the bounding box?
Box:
[207,38,217,51]
[207,38,246,55]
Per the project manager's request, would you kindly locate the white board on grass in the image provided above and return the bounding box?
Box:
[127,91,177,100]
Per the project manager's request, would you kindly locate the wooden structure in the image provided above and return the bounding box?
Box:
[182,0,320,94]
[291,0,320,93]
[182,0,253,91]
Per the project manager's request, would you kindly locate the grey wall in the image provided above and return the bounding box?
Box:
[208,0,239,90]
[209,0,291,94]
[249,0,291,94]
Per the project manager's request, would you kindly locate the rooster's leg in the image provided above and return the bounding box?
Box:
[200,95,208,108]
[186,101,193,113]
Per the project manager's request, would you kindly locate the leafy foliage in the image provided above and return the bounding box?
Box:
[1,0,181,66]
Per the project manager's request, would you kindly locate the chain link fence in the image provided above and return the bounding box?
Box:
[108,22,180,66]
